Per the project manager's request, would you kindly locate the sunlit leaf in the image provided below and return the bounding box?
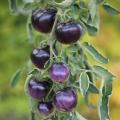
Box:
[10,69,21,88]
[82,42,109,64]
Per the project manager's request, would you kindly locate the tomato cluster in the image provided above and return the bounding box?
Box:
[28,7,83,117]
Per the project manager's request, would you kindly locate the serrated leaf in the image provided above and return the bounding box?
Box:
[94,65,116,80]
[10,69,21,88]
[76,112,87,120]
[88,82,99,94]
[79,72,89,96]
[98,96,110,120]
[82,42,109,64]
[103,3,120,15]
[88,0,97,20]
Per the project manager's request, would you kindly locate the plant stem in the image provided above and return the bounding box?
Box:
[49,13,59,62]
[72,112,75,120]
[30,111,35,120]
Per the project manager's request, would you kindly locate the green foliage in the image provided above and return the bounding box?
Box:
[8,0,17,15]
[88,82,99,94]
[94,65,115,79]
[103,2,120,15]
[88,0,97,21]
[10,69,21,88]
[82,42,108,64]
[99,95,110,120]
[79,72,89,96]
[7,0,120,120]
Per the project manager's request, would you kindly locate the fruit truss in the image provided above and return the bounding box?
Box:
[9,0,120,120]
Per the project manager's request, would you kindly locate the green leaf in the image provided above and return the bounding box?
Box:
[27,15,34,44]
[76,112,87,120]
[86,10,100,36]
[88,82,99,94]
[79,72,89,96]
[95,65,114,96]
[82,42,109,64]
[98,96,110,120]
[10,69,21,88]
[102,78,112,96]
[94,65,116,80]
[103,3,120,15]
[88,0,97,20]
[8,0,18,15]
[8,0,29,15]
[29,97,38,112]
[79,8,89,23]
[85,23,98,36]
[24,74,33,94]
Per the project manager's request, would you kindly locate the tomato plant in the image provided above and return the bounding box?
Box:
[9,0,120,120]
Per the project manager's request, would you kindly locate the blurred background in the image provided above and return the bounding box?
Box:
[0,0,120,120]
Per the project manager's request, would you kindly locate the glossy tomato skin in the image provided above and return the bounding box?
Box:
[28,79,50,100]
[49,63,70,83]
[38,101,54,116]
[53,88,77,112]
[55,21,82,44]
[32,8,57,33]
[31,46,50,69]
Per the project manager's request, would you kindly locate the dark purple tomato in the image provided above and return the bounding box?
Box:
[49,63,70,83]
[31,46,50,69]
[32,8,57,33]
[55,21,82,44]
[28,79,50,100]
[38,101,54,117]
[53,88,77,112]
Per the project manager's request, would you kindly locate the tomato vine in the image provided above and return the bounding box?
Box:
[9,0,119,120]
